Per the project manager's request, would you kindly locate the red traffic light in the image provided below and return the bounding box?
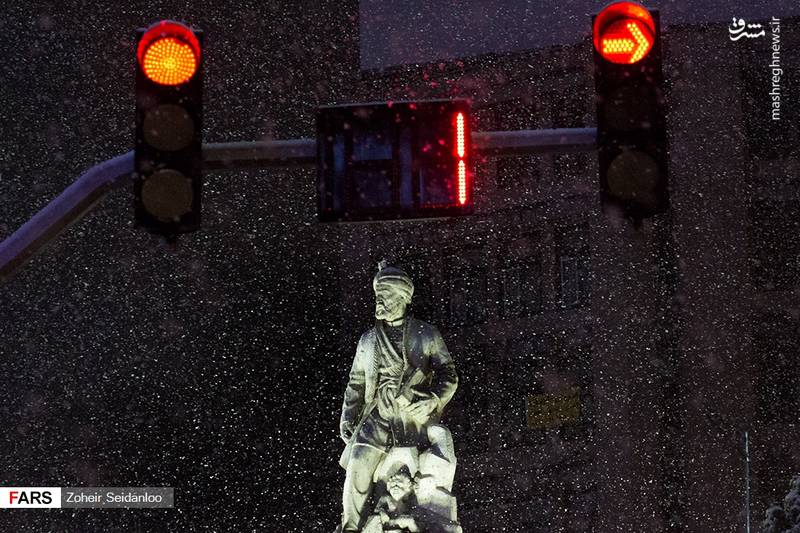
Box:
[593,2,655,64]
[317,100,472,222]
[137,20,200,85]
[455,111,468,205]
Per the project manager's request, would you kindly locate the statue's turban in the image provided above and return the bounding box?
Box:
[372,261,414,304]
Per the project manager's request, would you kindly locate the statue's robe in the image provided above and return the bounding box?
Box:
[338,316,458,532]
[340,316,458,467]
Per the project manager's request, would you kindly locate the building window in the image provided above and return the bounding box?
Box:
[526,386,582,430]
[555,223,590,308]
[448,266,487,325]
[449,275,469,323]
[447,245,487,325]
[521,342,594,439]
[501,259,542,318]
[559,256,588,308]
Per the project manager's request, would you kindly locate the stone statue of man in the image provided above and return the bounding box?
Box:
[337,261,458,533]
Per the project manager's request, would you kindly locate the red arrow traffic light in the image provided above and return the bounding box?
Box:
[592,2,669,221]
[593,2,655,64]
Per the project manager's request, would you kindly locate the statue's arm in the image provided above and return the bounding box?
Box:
[427,327,458,412]
[341,334,367,429]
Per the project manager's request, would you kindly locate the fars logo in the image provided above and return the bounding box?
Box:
[0,487,61,508]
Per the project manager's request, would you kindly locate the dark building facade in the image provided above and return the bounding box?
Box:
[327,13,800,533]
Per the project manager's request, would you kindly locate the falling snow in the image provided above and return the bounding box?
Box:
[1,2,800,532]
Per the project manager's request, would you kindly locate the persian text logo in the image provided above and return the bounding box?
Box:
[729,17,783,121]
[729,18,766,40]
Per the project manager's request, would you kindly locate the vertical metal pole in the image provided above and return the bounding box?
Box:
[745,430,751,533]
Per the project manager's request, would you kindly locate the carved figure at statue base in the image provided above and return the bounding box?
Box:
[335,261,462,533]
[361,424,463,533]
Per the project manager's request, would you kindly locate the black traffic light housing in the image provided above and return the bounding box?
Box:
[593,2,669,221]
[317,99,472,222]
[134,20,203,238]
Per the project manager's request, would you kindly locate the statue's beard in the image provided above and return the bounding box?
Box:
[376,302,405,322]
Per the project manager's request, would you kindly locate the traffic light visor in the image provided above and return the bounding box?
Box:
[137,20,200,85]
[593,2,655,64]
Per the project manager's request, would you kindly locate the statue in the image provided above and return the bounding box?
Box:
[336,261,462,533]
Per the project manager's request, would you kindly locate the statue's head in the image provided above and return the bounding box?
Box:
[373,260,414,323]
[386,466,416,502]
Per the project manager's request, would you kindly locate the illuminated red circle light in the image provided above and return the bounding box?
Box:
[137,20,200,85]
[593,2,655,64]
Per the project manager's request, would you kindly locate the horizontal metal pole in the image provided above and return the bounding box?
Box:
[472,127,597,156]
[0,128,597,282]
[201,128,598,171]
[0,139,318,282]
[203,138,317,171]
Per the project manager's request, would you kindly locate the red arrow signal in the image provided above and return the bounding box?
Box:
[593,2,656,64]
[601,19,653,63]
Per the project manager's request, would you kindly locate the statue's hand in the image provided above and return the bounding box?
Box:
[405,397,439,424]
[340,420,355,443]
[390,515,419,532]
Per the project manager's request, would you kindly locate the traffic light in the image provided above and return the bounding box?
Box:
[593,2,668,221]
[317,100,472,222]
[134,20,203,237]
